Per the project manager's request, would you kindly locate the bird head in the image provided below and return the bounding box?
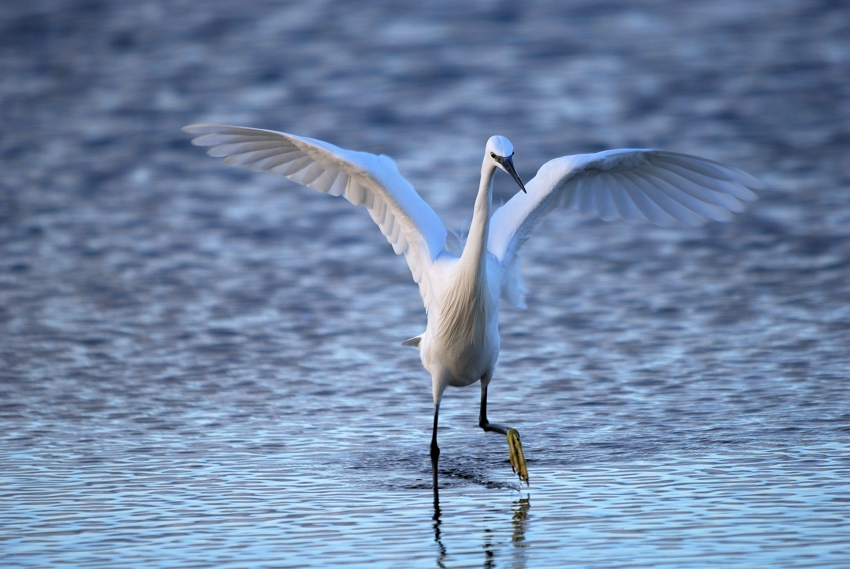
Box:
[486,136,526,193]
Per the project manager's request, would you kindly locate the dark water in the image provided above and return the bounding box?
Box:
[2,1,849,567]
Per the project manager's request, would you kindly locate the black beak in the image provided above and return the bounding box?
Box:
[499,155,526,193]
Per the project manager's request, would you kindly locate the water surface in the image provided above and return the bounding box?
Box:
[2,1,849,567]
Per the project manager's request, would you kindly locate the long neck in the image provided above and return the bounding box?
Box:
[460,159,497,271]
[436,159,496,348]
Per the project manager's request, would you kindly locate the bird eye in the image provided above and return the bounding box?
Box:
[490,152,497,159]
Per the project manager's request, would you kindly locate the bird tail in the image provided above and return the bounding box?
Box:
[401,335,422,347]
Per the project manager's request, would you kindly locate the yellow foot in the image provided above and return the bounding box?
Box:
[506,428,529,485]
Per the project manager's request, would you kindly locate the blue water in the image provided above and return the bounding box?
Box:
[2,1,849,567]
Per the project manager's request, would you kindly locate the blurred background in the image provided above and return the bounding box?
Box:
[2,1,848,568]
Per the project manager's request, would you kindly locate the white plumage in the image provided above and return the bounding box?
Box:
[186,124,447,308]
[184,123,761,486]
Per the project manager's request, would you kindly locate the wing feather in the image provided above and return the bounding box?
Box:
[489,148,761,306]
[594,175,619,221]
[645,167,744,212]
[184,124,447,308]
[661,161,758,202]
[578,176,597,216]
[625,170,706,226]
[636,168,734,222]
[564,177,584,210]
[607,173,648,222]
[311,168,340,194]
[270,155,313,176]
[618,170,680,226]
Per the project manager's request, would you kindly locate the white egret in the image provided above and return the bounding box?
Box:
[183,123,761,487]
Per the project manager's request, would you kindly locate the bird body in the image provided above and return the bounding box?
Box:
[421,152,504,400]
[184,124,761,486]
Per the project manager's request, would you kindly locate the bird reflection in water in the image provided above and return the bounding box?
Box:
[432,490,447,569]
[510,496,531,568]
[432,487,531,569]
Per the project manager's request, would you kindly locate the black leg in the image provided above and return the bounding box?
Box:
[478,381,529,484]
[479,382,508,434]
[430,403,440,491]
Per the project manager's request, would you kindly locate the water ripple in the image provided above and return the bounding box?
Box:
[2,0,850,567]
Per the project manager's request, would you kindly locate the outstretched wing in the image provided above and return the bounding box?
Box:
[184,124,447,309]
[488,149,762,305]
